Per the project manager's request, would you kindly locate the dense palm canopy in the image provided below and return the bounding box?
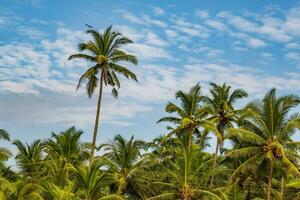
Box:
[226,88,300,200]
[1,84,300,199]
[1,26,300,200]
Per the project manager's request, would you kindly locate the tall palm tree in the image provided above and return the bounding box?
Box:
[100,135,150,199]
[202,82,248,186]
[226,89,300,200]
[69,26,138,163]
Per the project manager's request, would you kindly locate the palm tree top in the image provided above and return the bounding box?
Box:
[68,25,138,98]
[205,82,248,109]
[0,129,10,141]
[157,83,203,124]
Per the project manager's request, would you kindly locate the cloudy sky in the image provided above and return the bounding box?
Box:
[1,0,300,160]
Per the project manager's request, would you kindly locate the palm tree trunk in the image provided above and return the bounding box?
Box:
[213,140,219,170]
[184,149,188,188]
[188,131,193,153]
[267,160,274,200]
[209,140,219,188]
[89,72,104,164]
[280,176,284,200]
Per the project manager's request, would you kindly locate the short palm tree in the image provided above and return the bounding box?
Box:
[13,140,43,180]
[0,129,11,162]
[5,180,43,200]
[157,84,203,126]
[69,26,138,163]
[73,158,113,200]
[45,126,88,165]
[147,135,180,163]
[202,83,248,187]
[148,137,222,200]
[203,82,248,162]
[48,181,79,200]
[100,135,150,199]
[45,126,89,186]
[0,129,10,141]
[157,84,216,152]
[226,88,300,200]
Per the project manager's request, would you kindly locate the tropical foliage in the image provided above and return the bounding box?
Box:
[1,26,300,199]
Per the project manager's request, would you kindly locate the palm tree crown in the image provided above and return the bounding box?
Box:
[69,25,138,98]
[226,88,300,200]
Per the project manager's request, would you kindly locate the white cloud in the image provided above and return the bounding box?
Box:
[286,42,300,49]
[195,10,209,18]
[0,17,6,27]
[205,19,227,31]
[205,49,224,58]
[145,32,168,47]
[214,10,300,43]
[218,11,258,32]
[171,17,210,38]
[261,52,273,60]
[142,14,167,28]
[17,26,46,39]
[0,81,38,94]
[152,6,165,16]
[0,43,51,80]
[118,61,300,104]
[120,10,145,25]
[125,43,171,60]
[37,102,152,127]
[285,52,300,64]
[247,38,266,48]
[284,7,300,37]
[41,28,88,68]
[165,29,178,38]
[178,43,190,51]
[118,10,167,28]
[258,17,292,42]
[115,25,144,42]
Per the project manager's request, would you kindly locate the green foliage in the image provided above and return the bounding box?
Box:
[1,26,300,200]
[1,82,300,200]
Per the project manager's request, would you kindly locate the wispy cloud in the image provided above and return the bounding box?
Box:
[17,26,46,39]
[152,6,165,16]
[247,38,266,48]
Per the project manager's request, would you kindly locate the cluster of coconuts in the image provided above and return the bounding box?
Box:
[262,139,283,159]
[263,139,272,153]
[272,146,283,159]
[180,186,195,199]
[181,118,196,132]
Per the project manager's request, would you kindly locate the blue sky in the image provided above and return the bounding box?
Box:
[1,0,300,162]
